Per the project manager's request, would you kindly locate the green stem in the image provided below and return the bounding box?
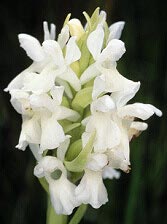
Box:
[69,204,87,224]
[46,199,67,224]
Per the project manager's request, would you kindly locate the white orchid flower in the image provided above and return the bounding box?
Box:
[29,87,79,153]
[34,156,79,215]
[14,86,80,153]
[82,95,121,153]
[5,9,163,216]
[42,38,81,91]
[80,25,139,100]
[80,25,125,84]
[5,26,80,95]
[106,98,162,172]
[75,169,108,209]
[92,69,140,101]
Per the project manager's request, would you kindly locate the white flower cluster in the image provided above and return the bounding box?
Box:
[5,9,162,215]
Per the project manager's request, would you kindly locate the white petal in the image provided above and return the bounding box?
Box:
[80,63,100,85]
[99,39,126,62]
[112,80,140,107]
[86,113,121,152]
[92,75,106,99]
[130,121,148,131]
[50,86,64,105]
[56,106,80,122]
[121,127,130,163]
[57,25,70,49]
[102,166,120,179]
[23,69,56,94]
[10,89,30,114]
[16,128,28,151]
[43,21,50,40]
[23,116,41,144]
[50,175,78,215]
[81,116,90,126]
[30,93,55,112]
[86,153,108,171]
[29,143,42,161]
[118,103,162,120]
[57,136,71,161]
[99,11,107,25]
[56,78,73,99]
[107,146,130,173]
[87,25,104,60]
[59,67,81,91]
[65,37,81,65]
[108,21,125,41]
[50,23,56,40]
[40,114,66,152]
[75,169,108,208]
[81,132,91,148]
[42,40,65,67]
[4,69,30,92]
[93,69,140,105]
[91,95,115,113]
[128,121,148,140]
[43,22,56,40]
[34,156,66,178]
[18,34,45,61]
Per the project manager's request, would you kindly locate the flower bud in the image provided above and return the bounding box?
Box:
[68,19,84,40]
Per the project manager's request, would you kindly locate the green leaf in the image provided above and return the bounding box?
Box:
[68,125,85,143]
[66,139,82,161]
[63,13,71,26]
[59,120,81,134]
[70,171,84,183]
[61,96,70,108]
[64,132,95,172]
[64,123,81,134]
[90,7,100,29]
[79,31,91,74]
[103,21,110,47]
[83,11,91,31]
[38,177,49,193]
[69,204,87,224]
[72,87,93,111]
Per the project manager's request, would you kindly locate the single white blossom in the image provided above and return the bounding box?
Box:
[82,95,121,153]
[34,156,79,215]
[75,169,108,208]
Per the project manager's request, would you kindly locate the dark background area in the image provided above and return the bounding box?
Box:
[0,0,166,223]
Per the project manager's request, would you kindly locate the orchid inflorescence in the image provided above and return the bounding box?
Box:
[5,8,162,216]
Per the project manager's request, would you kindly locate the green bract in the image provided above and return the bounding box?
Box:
[72,87,93,112]
[64,132,95,172]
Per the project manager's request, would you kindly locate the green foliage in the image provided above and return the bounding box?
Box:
[64,132,95,172]
[72,87,93,112]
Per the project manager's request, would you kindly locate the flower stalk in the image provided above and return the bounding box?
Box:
[47,199,67,224]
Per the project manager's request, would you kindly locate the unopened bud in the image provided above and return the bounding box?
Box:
[68,19,85,40]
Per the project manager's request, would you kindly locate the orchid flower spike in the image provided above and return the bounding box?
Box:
[5,8,162,218]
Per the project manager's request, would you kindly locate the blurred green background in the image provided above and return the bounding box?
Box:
[0,0,166,223]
